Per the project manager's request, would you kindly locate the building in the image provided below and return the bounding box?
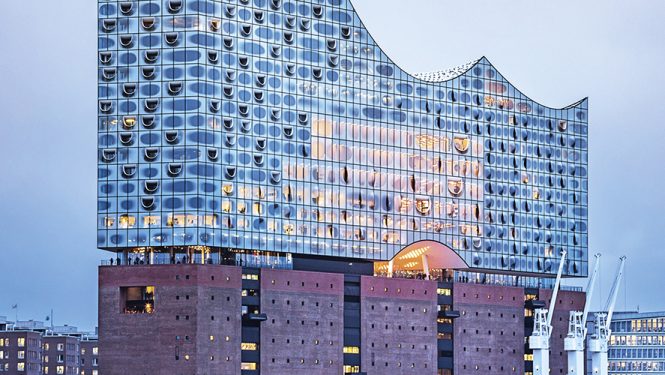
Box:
[79,337,99,375]
[42,335,80,375]
[96,0,589,374]
[0,330,42,375]
[0,321,97,375]
[586,311,665,375]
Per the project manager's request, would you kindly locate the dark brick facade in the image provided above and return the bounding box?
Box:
[98,265,585,375]
[0,331,42,375]
[360,276,438,374]
[453,283,526,375]
[259,268,345,375]
[79,339,99,375]
[99,264,242,375]
[42,335,80,375]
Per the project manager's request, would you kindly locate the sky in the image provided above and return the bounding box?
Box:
[0,0,664,331]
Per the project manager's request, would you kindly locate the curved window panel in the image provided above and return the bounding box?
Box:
[144,180,159,193]
[121,164,136,178]
[141,17,156,30]
[168,0,182,13]
[144,50,159,63]
[453,136,470,153]
[447,180,464,197]
[167,163,182,176]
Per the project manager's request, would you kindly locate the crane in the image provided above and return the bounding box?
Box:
[529,250,567,375]
[564,253,601,375]
[589,256,626,375]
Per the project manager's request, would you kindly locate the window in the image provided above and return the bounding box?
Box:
[241,363,257,370]
[57,343,64,351]
[121,286,155,314]
[343,346,360,354]
[343,365,360,373]
[17,362,25,372]
[18,338,25,347]
[437,288,451,296]
[17,350,24,359]
[241,343,257,351]
[57,365,65,374]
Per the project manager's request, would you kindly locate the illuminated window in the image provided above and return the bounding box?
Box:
[343,365,360,373]
[92,347,98,355]
[343,346,360,354]
[241,363,257,370]
[104,217,115,227]
[118,215,136,229]
[143,216,160,227]
[17,350,24,359]
[18,338,25,347]
[17,362,25,372]
[437,288,451,296]
[57,366,65,374]
[121,286,155,314]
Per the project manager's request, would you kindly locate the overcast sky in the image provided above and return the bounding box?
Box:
[1,0,664,331]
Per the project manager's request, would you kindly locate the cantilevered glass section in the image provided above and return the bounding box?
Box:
[98,0,588,276]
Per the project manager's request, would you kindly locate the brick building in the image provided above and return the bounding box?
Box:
[0,331,42,374]
[79,337,99,375]
[42,335,80,375]
[99,263,585,375]
[0,324,96,375]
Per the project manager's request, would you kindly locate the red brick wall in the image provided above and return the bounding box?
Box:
[453,283,525,375]
[79,340,99,375]
[1,331,42,375]
[99,265,242,375]
[360,276,438,375]
[259,268,344,375]
[42,336,79,375]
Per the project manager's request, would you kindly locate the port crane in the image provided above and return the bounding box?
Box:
[589,256,626,375]
[529,250,567,375]
[564,253,601,375]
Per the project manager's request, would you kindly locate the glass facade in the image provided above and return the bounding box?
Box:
[588,312,665,375]
[97,0,588,276]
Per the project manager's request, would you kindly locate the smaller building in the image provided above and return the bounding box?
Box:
[42,335,80,375]
[0,321,96,375]
[0,330,43,374]
[80,336,99,375]
[587,311,665,375]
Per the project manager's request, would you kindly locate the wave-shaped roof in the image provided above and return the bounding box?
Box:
[413,58,482,83]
